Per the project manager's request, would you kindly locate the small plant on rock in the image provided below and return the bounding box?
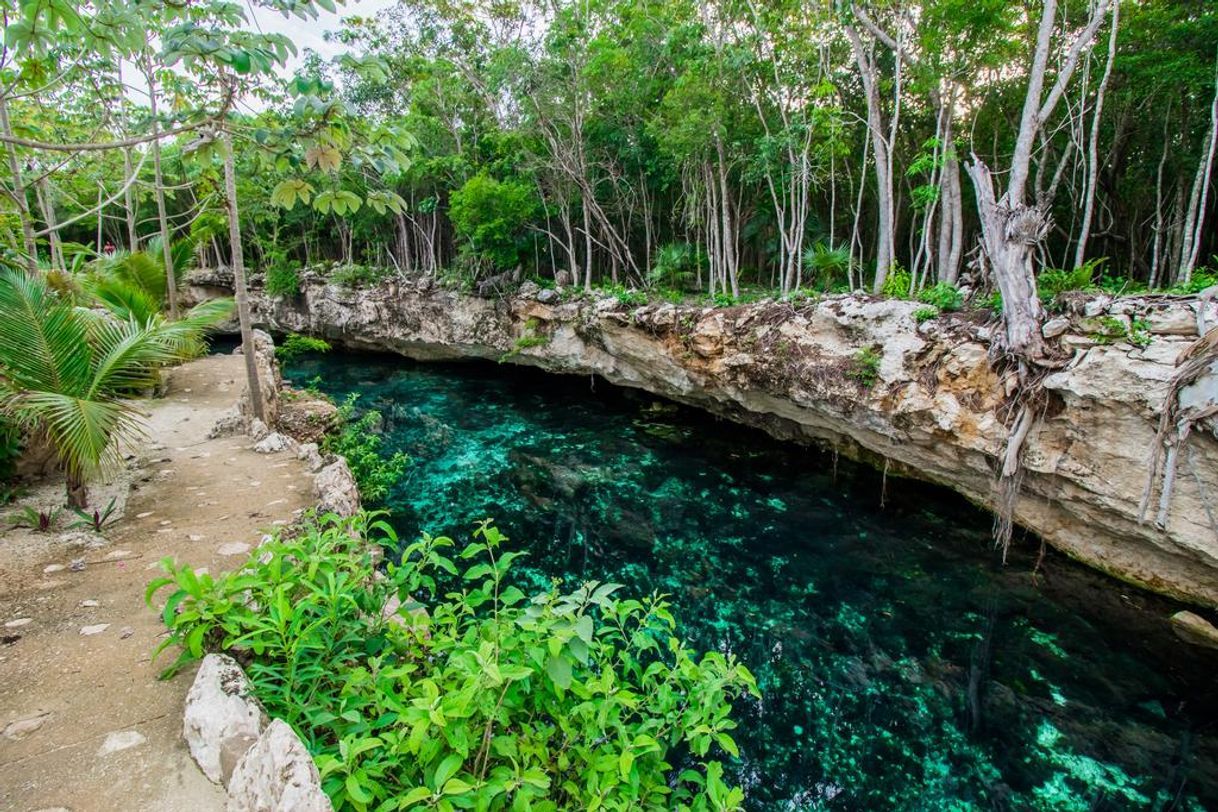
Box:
[848,347,882,388]
[277,333,331,363]
[914,306,939,324]
[322,395,409,504]
[917,282,963,311]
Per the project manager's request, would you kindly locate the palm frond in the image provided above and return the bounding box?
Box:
[0,268,92,397]
[85,274,162,324]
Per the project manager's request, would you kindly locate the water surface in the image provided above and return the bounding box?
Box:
[285,350,1218,811]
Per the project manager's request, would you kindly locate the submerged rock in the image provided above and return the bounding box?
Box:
[1170,611,1218,650]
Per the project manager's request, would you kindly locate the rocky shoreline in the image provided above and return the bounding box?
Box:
[190,269,1218,611]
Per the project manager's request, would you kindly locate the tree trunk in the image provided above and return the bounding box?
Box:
[844,24,895,292]
[1179,56,1218,283]
[222,132,265,422]
[118,63,138,250]
[1072,2,1119,270]
[966,158,1050,359]
[146,57,179,319]
[66,471,88,511]
[0,95,39,273]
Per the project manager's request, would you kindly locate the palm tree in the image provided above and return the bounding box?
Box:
[0,267,230,508]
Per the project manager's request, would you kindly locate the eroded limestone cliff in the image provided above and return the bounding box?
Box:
[193,270,1218,608]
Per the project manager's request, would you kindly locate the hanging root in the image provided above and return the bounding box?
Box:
[1140,325,1218,531]
[992,358,1052,561]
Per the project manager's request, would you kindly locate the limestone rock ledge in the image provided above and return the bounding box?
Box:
[201,272,1218,609]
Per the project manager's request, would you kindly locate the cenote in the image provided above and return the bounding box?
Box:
[284,349,1218,810]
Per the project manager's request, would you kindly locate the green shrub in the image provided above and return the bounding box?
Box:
[148,512,757,811]
[601,283,648,307]
[848,347,882,388]
[914,306,939,323]
[1038,258,1106,300]
[801,242,852,291]
[277,333,331,363]
[917,282,963,311]
[0,417,22,487]
[322,395,410,504]
[330,264,390,289]
[880,267,913,299]
[449,173,538,270]
[648,243,700,291]
[265,260,301,297]
[1165,269,1218,295]
[707,291,738,308]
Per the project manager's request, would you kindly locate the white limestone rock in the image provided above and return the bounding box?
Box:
[253,432,296,454]
[226,719,333,812]
[314,458,361,518]
[184,654,267,786]
[296,442,325,472]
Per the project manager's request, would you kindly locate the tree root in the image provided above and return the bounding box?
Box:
[1140,325,1218,532]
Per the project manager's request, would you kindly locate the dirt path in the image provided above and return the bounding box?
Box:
[0,355,316,812]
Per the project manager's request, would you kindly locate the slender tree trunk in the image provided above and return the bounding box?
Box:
[145,58,178,319]
[118,63,138,250]
[845,24,895,292]
[0,95,39,273]
[222,131,265,422]
[34,177,65,272]
[1150,122,1170,288]
[1073,2,1120,269]
[1179,56,1218,283]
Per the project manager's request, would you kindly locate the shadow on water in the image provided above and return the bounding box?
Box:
[283,347,1218,811]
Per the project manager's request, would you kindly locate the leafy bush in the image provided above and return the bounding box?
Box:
[330,264,391,289]
[1038,258,1106,300]
[148,512,757,811]
[449,174,538,270]
[802,242,852,291]
[913,306,939,323]
[600,283,648,307]
[322,395,409,504]
[0,416,22,486]
[648,243,700,290]
[265,259,301,297]
[880,267,913,299]
[277,333,331,363]
[1165,269,1218,295]
[707,291,738,308]
[848,347,882,388]
[916,282,963,311]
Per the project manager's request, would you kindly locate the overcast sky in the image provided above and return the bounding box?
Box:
[248,0,399,70]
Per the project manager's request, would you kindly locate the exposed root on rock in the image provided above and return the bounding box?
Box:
[1140,326,1218,533]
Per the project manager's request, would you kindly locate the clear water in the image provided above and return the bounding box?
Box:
[285,350,1218,811]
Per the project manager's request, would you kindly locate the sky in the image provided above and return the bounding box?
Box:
[247,0,399,70]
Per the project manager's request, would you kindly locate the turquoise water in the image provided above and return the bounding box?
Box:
[285,350,1218,810]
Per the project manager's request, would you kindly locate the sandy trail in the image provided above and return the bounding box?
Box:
[0,354,316,812]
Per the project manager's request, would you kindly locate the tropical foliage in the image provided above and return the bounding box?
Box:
[148,511,758,811]
[0,268,231,506]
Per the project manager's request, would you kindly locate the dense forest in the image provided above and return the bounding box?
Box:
[4,0,1217,309]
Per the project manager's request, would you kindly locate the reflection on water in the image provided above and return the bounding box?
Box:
[286,350,1218,811]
